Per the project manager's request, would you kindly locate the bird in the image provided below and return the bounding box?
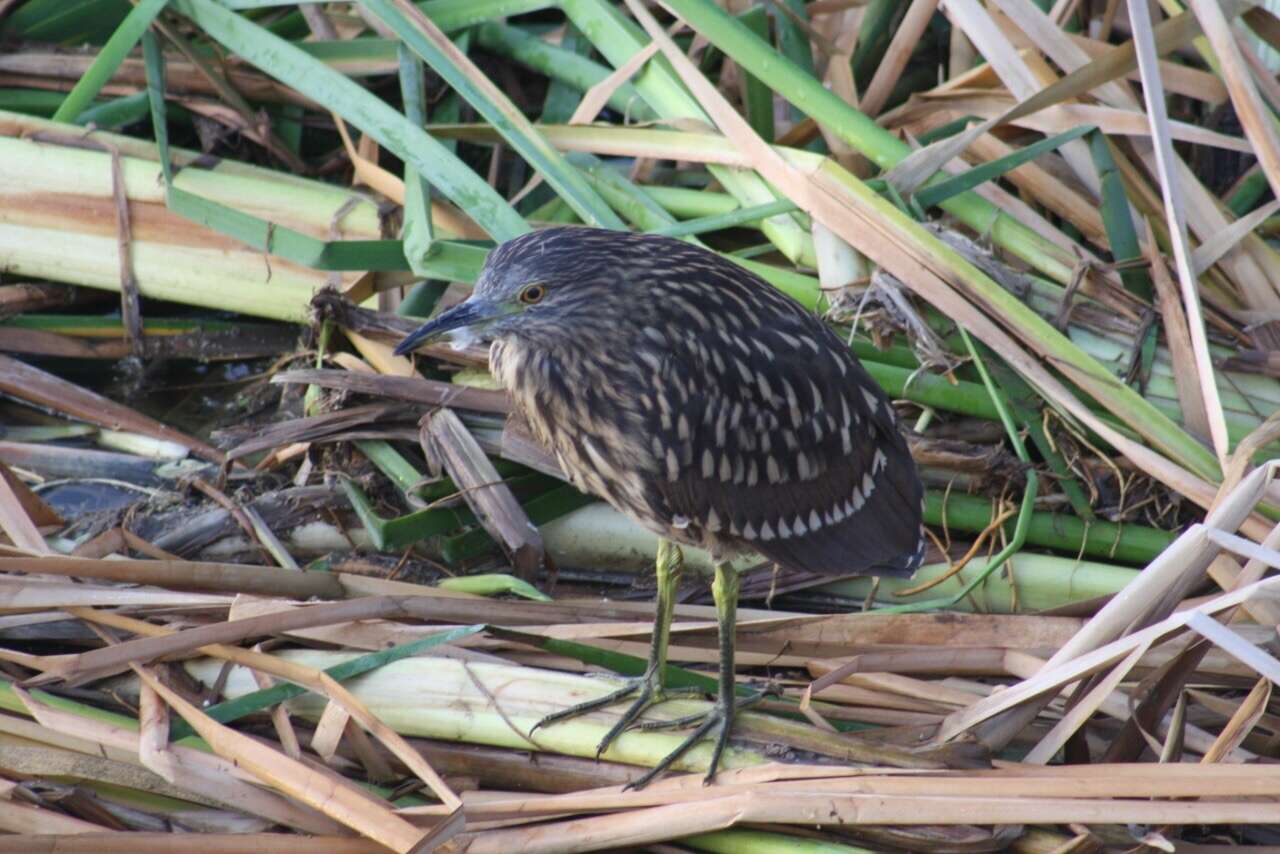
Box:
[395,226,925,788]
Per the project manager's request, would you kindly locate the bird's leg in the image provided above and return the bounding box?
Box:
[645,536,683,689]
[624,560,743,790]
[531,538,699,751]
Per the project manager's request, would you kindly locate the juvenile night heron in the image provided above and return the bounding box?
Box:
[395,227,924,787]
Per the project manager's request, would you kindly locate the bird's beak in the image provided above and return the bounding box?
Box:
[393,298,499,356]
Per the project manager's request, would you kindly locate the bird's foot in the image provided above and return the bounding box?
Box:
[624,690,762,790]
[529,667,702,757]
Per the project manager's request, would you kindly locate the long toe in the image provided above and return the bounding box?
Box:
[596,681,702,755]
[623,699,740,791]
[701,709,734,786]
[531,676,648,735]
[634,690,758,732]
[594,683,658,757]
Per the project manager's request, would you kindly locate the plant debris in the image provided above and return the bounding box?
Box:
[1,0,1280,850]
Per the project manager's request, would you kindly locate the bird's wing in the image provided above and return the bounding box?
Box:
[641,313,923,578]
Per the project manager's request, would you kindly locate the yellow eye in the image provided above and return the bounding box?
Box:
[519,283,547,304]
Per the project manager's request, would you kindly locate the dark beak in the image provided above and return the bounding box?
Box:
[393,299,492,356]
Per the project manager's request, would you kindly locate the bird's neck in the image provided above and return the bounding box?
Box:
[489,328,619,393]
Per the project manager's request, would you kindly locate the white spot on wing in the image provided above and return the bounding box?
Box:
[808,380,824,412]
[755,371,774,403]
[862,386,880,412]
[782,378,802,426]
[672,373,689,404]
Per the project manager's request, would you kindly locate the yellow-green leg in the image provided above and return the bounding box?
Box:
[625,560,746,789]
[531,538,698,754]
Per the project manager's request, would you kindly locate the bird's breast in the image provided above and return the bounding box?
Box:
[490,336,656,521]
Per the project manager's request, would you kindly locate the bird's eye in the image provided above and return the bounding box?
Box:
[519,283,547,305]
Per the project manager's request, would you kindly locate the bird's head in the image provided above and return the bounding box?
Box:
[393,227,628,356]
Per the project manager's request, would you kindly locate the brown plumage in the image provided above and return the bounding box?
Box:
[471,227,923,579]
[395,226,924,786]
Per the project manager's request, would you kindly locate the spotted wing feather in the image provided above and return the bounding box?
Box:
[639,277,924,579]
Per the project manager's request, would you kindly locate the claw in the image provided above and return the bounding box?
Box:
[622,691,742,791]
[623,561,750,790]
[532,666,694,753]
[633,692,760,732]
[529,676,653,737]
[702,705,734,786]
[596,683,706,756]
[534,540,689,751]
